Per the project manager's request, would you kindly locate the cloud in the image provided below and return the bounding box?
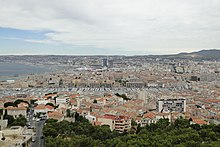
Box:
[0,36,22,41]
[0,0,220,54]
[24,39,53,44]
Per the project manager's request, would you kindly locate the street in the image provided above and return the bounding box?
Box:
[32,120,45,147]
[27,105,45,147]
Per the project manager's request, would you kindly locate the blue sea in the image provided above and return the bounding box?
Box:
[0,62,50,80]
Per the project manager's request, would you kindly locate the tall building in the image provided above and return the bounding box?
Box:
[138,90,148,104]
[108,60,114,68]
[102,58,108,67]
[156,98,186,113]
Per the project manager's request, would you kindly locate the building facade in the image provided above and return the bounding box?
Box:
[56,96,70,105]
[97,114,131,133]
[156,98,186,113]
[6,106,27,118]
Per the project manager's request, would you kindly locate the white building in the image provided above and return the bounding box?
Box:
[35,99,50,105]
[85,113,96,122]
[56,96,70,105]
[34,104,46,115]
[156,98,186,113]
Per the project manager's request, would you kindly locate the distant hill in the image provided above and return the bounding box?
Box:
[177,49,220,59]
[149,49,220,60]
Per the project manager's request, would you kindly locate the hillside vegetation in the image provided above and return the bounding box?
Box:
[44,115,220,147]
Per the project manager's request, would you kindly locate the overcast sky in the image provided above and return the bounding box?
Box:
[0,0,220,55]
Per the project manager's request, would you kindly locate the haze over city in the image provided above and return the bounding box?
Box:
[0,0,220,55]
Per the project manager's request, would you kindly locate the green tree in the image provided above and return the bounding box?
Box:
[174,118,190,128]
[156,118,170,129]
[4,102,15,108]
[11,115,27,126]
[213,124,220,134]
[3,114,14,125]
[115,93,120,97]
[57,120,72,136]
[136,124,142,134]
[75,112,80,121]
[190,124,201,131]
[93,99,97,103]
[43,127,58,138]
[91,125,113,141]
[46,103,55,107]
[14,99,29,107]
[131,119,137,126]
[66,109,71,117]
[46,118,58,124]
[0,108,4,116]
[42,114,220,147]
[30,99,37,105]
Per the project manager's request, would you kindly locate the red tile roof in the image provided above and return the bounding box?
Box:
[6,106,27,110]
[69,94,80,99]
[35,104,46,110]
[48,111,64,120]
[143,112,156,119]
[192,119,208,125]
[45,105,54,110]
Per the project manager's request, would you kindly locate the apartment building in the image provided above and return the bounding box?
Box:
[55,95,70,105]
[114,116,131,133]
[97,114,131,133]
[141,112,156,127]
[156,98,186,113]
[6,106,27,118]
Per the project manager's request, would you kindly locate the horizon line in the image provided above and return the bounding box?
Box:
[0,49,219,56]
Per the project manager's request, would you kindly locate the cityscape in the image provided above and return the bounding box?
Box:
[1,0,220,147]
[0,50,220,146]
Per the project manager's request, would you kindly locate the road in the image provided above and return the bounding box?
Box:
[32,120,45,147]
[29,107,34,127]
[27,105,45,147]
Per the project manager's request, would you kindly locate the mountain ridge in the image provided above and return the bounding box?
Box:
[150,49,220,60]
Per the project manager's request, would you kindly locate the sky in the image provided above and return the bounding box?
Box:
[0,0,220,55]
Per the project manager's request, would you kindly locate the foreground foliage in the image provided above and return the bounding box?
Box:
[3,114,27,127]
[44,116,220,147]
